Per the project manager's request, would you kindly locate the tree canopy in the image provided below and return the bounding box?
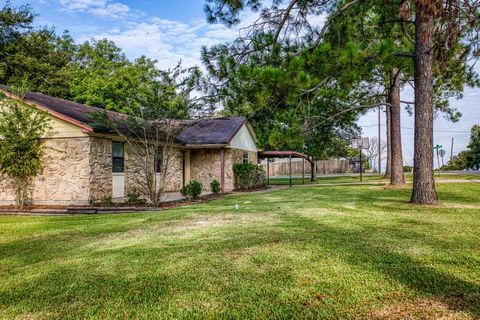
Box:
[0,2,202,117]
[202,0,480,203]
[441,125,480,171]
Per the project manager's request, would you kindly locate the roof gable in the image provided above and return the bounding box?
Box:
[228,123,258,152]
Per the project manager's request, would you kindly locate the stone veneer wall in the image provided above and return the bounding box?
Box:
[89,137,112,202]
[162,147,183,192]
[0,138,258,205]
[125,145,183,194]
[189,148,258,192]
[190,149,222,191]
[0,137,91,205]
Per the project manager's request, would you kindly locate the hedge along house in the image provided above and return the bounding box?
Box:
[0,86,259,206]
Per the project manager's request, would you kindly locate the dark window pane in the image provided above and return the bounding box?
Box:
[112,142,124,172]
[112,157,124,173]
[156,147,163,173]
[112,142,124,158]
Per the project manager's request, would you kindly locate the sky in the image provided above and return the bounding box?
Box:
[9,0,480,168]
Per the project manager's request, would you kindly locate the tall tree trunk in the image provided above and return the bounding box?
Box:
[411,0,437,204]
[384,105,391,178]
[389,68,405,186]
[310,161,316,182]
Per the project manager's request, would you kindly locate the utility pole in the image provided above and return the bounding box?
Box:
[450,137,454,161]
[378,106,381,174]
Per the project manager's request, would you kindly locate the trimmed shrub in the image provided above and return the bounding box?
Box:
[180,185,188,197]
[210,180,221,194]
[233,163,266,190]
[101,195,113,206]
[403,165,413,173]
[181,180,203,199]
[127,188,144,205]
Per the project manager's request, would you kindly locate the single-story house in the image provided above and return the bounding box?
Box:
[0,86,259,206]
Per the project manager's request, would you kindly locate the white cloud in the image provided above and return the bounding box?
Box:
[66,0,324,70]
[59,0,130,18]
[78,15,248,70]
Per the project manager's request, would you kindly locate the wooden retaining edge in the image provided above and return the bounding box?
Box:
[0,207,162,215]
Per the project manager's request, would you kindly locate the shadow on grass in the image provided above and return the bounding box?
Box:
[1,185,479,318]
[277,214,480,317]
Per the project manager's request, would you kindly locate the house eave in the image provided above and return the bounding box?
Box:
[0,88,94,133]
[183,143,228,149]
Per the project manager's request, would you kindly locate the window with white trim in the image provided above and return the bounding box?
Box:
[242,152,249,163]
[112,142,124,173]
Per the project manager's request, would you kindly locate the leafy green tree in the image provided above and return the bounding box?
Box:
[0,91,51,207]
[441,151,473,171]
[0,2,75,97]
[0,2,205,118]
[0,1,34,79]
[202,27,365,162]
[68,39,157,113]
[467,124,480,170]
[441,125,480,171]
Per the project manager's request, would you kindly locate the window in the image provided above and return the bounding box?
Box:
[155,146,164,173]
[112,142,124,173]
[242,152,249,164]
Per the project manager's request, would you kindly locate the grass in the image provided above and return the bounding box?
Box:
[1,183,479,319]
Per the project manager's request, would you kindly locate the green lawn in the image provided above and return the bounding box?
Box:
[1,183,479,319]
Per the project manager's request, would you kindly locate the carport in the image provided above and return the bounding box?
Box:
[258,151,314,187]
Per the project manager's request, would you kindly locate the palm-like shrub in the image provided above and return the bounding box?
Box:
[0,93,51,207]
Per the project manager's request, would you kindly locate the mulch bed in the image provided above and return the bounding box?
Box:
[0,192,230,215]
[0,186,279,215]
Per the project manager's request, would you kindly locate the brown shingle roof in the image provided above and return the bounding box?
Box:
[176,117,246,145]
[0,85,249,146]
[0,84,126,134]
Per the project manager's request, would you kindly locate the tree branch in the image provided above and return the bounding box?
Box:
[273,0,298,44]
[393,51,415,58]
[307,0,363,51]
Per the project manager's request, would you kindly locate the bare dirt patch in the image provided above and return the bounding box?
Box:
[438,203,480,210]
[371,298,473,320]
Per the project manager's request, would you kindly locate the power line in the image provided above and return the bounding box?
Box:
[360,124,471,133]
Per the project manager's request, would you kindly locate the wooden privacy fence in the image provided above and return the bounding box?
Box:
[261,159,352,177]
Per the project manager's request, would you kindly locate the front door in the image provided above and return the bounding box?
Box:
[112,141,125,198]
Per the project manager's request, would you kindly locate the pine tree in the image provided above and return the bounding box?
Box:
[203,0,480,203]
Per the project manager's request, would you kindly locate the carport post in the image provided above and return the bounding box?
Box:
[289,155,292,187]
[266,158,269,185]
[302,157,305,184]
